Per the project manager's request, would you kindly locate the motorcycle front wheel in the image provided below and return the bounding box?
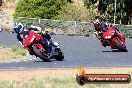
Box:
[33,46,50,62]
[54,48,64,61]
[114,39,127,52]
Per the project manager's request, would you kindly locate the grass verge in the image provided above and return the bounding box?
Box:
[0,45,26,60]
[11,45,26,56]
[0,68,131,88]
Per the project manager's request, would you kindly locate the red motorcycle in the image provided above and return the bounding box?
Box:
[22,30,64,62]
[96,26,127,52]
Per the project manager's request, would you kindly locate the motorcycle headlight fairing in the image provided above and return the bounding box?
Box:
[105,36,112,39]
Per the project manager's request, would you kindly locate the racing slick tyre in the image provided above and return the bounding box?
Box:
[114,39,127,52]
[33,46,50,62]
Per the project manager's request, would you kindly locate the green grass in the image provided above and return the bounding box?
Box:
[0,77,112,88]
[0,68,131,88]
[11,45,26,56]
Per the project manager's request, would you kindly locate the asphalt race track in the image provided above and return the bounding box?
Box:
[0,31,132,68]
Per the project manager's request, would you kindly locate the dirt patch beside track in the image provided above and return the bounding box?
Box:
[0,47,23,60]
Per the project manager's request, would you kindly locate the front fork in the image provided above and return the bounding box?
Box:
[50,42,61,56]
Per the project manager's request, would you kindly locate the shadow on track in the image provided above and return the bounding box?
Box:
[33,59,65,63]
[102,50,128,52]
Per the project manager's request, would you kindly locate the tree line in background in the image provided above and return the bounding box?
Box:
[0,0,2,6]
[14,0,71,19]
[14,0,131,24]
[84,0,131,24]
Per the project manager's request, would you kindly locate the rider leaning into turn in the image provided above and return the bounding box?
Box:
[93,16,125,47]
[93,16,107,47]
[13,22,53,56]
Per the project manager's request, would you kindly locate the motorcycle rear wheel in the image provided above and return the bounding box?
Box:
[33,46,50,62]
